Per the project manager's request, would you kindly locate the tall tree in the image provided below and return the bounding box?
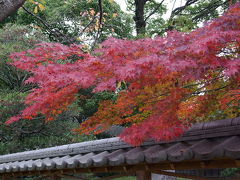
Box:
[134,0,148,35]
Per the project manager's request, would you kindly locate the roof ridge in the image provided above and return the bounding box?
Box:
[188,117,240,131]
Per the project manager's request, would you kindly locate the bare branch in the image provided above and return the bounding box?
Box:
[144,0,165,22]
[168,0,200,22]
[192,0,228,22]
[22,6,75,44]
[80,16,97,35]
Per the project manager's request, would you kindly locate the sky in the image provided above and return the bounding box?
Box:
[115,0,127,11]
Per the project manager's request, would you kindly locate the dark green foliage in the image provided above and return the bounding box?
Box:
[0,24,96,154]
[0,64,33,92]
[76,89,117,123]
[0,89,95,155]
[0,25,42,92]
[0,24,47,60]
[221,168,240,177]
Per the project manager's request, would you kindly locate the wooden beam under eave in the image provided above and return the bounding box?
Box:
[1,159,240,177]
[58,174,87,180]
[51,175,61,180]
[136,171,151,180]
[2,176,9,180]
[2,176,20,180]
[33,176,51,180]
[152,170,224,180]
[100,173,134,180]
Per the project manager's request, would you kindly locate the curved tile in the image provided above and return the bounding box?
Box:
[26,160,35,171]
[167,142,193,162]
[0,163,6,173]
[125,147,144,165]
[54,156,70,169]
[42,158,56,170]
[190,139,224,160]
[144,145,167,163]
[11,161,20,172]
[223,136,240,159]
[107,149,126,166]
[34,159,45,171]
[66,154,82,168]
[4,162,12,173]
[78,153,94,168]
[92,151,109,167]
[19,161,28,172]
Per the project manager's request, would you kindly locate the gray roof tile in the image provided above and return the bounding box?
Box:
[1,117,240,175]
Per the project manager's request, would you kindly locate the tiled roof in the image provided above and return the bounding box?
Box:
[1,117,240,176]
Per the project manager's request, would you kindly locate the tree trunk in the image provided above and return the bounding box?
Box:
[0,0,26,22]
[134,0,147,36]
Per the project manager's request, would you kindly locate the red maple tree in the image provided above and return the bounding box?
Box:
[7,3,240,145]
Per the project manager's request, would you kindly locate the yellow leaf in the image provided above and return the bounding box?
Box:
[90,9,95,16]
[38,3,45,11]
[109,0,114,3]
[112,13,118,18]
[34,6,38,14]
[39,0,46,4]
[117,82,121,89]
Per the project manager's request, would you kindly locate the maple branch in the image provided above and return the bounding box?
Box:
[144,0,165,22]
[143,74,225,104]
[192,84,229,96]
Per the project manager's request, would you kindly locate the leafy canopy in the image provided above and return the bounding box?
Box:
[7,3,240,145]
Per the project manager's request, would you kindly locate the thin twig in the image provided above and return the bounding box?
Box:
[22,6,74,44]
[80,16,97,35]
[144,0,165,21]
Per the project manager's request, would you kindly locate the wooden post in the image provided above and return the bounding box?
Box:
[136,171,151,180]
[51,175,61,180]
[2,176,9,180]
